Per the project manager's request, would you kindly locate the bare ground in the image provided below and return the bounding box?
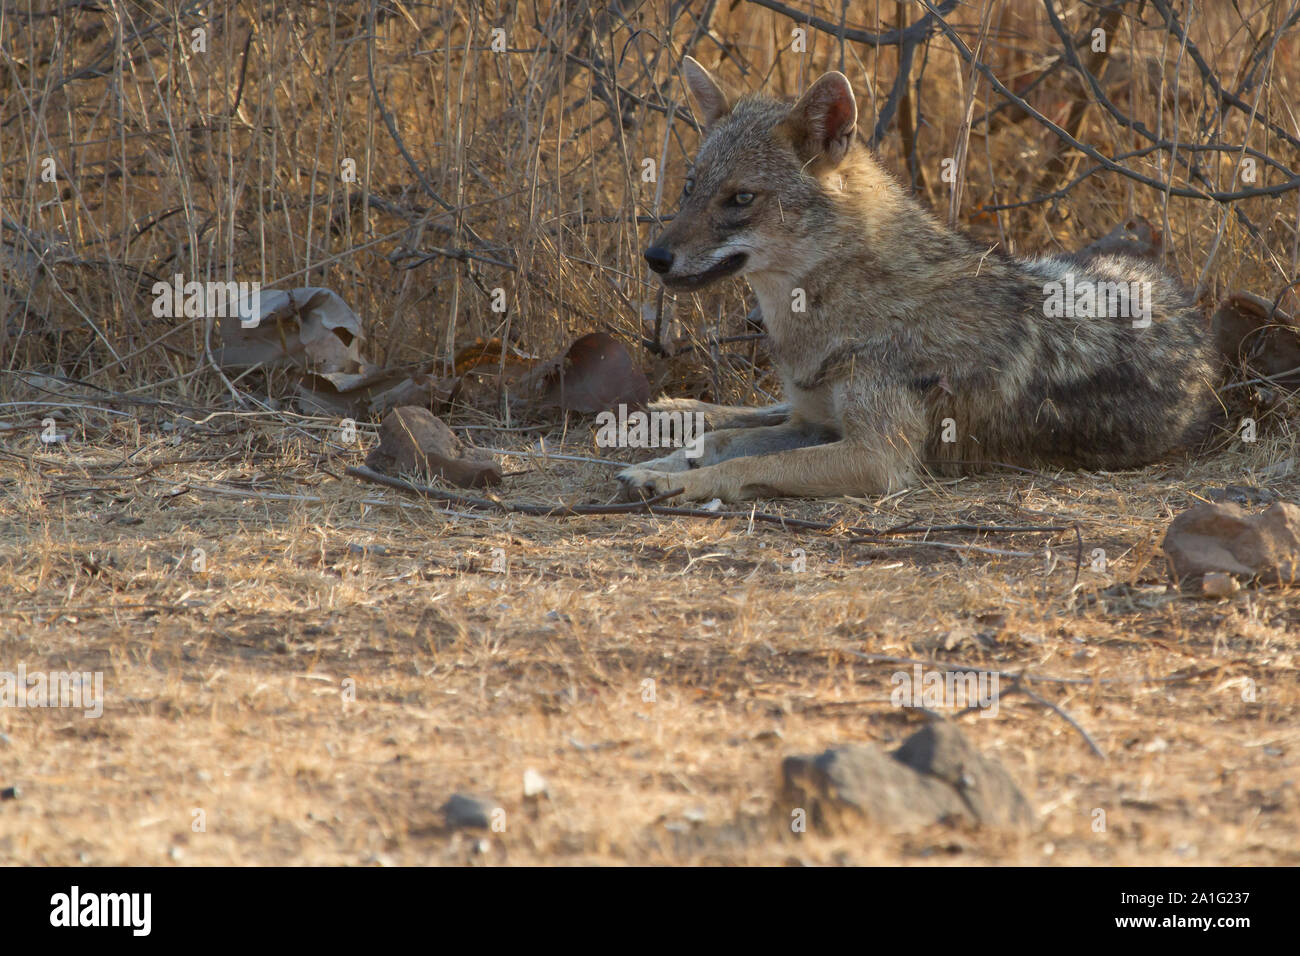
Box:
[2,421,1297,866]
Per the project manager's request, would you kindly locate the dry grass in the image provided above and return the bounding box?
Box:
[2,417,1299,865]
[5,1,1299,385]
[3,1,1300,864]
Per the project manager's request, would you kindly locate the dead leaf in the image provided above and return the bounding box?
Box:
[1069,216,1163,263]
[217,287,363,374]
[1211,292,1300,387]
[522,332,650,414]
[294,364,456,418]
[450,337,539,376]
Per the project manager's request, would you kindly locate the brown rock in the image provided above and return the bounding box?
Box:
[364,406,501,488]
[780,722,1034,832]
[1162,501,1300,586]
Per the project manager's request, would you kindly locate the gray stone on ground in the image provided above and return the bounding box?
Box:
[780,722,1034,832]
[441,793,495,830]
[1207,484,1280,507]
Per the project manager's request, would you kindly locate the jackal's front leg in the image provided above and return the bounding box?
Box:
[620,382,926,501]
[620,420,833,476]
[648,397,791,431]
[620,437,916,502]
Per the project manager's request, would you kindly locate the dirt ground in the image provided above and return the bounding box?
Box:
[1,420,1297,866]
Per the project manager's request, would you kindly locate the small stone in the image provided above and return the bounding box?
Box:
[522,769,548,799]
[1207,484,1280,506]
[780,722,1034,832]
[0,785,19,801]
[442,793,494,830]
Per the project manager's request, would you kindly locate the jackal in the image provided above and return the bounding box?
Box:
[618,58,1218,502]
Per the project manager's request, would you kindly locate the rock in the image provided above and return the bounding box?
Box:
[1162,501,1300,586]
[0,785,19,801]
[441,793,495,830]
[1207,484,1280,507]
[522,768,548,800]
[780,722,1033,832]
[364,406,501,488]
[892,723,1035,827]
[681,806,707,824]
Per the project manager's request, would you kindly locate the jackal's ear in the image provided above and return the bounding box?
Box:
[782,71,858,168]
[682,56,732,128]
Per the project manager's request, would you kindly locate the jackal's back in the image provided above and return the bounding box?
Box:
[910,249,1217,472]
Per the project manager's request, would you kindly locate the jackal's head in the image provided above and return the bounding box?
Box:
[644,57,862,291]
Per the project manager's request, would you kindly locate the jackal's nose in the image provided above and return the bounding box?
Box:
[644,246,674,274]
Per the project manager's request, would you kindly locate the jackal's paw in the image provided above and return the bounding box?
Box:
[617,466,733,503]
[616,467,683,501]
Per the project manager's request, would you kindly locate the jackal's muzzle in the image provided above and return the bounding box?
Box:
[643,246,747,291]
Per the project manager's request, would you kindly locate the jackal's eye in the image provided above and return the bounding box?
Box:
[731,191,755,206]
[683,177,696,196]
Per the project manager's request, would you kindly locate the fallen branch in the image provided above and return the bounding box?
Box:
[347,464,683,516]
[1008,678,1107,760]
[346,465,1073,548]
